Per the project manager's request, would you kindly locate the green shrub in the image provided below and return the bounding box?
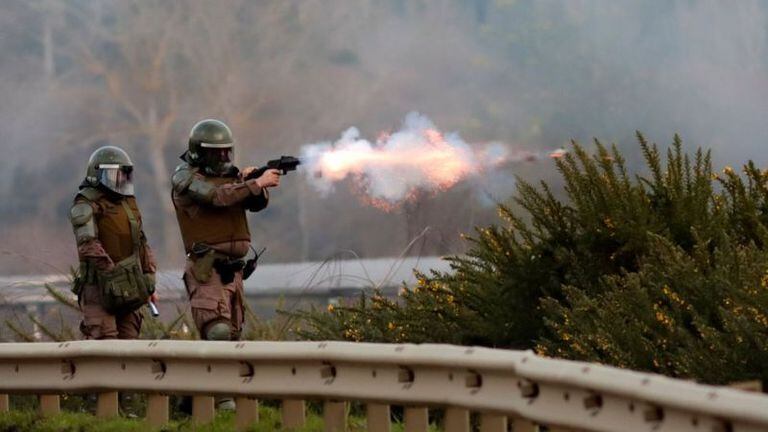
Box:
[293,134,768,384]
[0,406,437,432]
[0,411,147,432]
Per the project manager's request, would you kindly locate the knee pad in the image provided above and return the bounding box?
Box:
[205,322,231,341]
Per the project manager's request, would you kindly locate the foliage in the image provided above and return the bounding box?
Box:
[0,411,146,432]
[242,299,297,342]
[295,134,768,384]
[0,406,438,432]
[290,282,466,344]
[538,155,768,384]
[537,233,768,384]
[2,283,295,343]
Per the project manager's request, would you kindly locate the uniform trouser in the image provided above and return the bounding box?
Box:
[183,258,245,341]
[79,283,142,339]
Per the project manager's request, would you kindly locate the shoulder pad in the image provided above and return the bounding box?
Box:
[187,176,217,203]
[172,164,197,194]
[70,202,94,226]
[70,202,97,244]
[76,187,103,203]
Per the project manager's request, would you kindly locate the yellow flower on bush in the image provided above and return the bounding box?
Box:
[570,341,586,354]
[653,303,674,328]
[761,272,768,289]
[604,217,615,229]
[662,285,684,306]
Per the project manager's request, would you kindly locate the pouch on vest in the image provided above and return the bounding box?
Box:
[190,249,216,283]
[98,255,153,314]
[213,258,244,285]
[96,200,154,314]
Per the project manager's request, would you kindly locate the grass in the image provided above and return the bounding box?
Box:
[0,406,440,432]
[0,410,146,432]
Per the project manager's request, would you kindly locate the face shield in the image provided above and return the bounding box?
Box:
[200,145,234,175]
[98,164,134,196]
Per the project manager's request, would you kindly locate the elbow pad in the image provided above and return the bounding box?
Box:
[70,202,97,244]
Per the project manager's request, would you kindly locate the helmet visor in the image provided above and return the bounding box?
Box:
[200,147,234,174]
[98,164,134,196]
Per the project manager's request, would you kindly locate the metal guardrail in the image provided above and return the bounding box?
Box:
[0,340,766,432]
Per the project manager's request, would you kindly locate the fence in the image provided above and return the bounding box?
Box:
[1,340,767,432]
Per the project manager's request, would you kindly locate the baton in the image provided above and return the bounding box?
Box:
[148,300,160,317]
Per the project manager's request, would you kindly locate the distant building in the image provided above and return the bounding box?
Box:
[0,257,452,339]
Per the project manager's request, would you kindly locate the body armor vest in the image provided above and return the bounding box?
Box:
[174,176,251,253]
[72,188,154,313]
[77,189,143,263]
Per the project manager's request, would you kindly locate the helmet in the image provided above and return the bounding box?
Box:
[186,119,234,175]
[85,146,134,196]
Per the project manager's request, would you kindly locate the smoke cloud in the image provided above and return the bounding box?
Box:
[300,112,547,209]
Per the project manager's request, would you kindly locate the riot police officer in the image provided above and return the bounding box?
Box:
[70,146,157,339]
[171,119,280,342]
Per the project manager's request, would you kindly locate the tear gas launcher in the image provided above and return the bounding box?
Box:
[244,156,301,179]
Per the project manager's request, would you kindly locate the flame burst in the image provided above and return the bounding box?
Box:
[301,112,560,210]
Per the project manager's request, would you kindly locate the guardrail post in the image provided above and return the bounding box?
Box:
[235,397,259,431]
[146,394,169,427]
[404,406,428,432]
[479,413,508,432]
[508,417,536,432]
[444,407,469,432]
[0,394,8,413]
[282,399,306,428]
[324,400,346,432]
[38,394,60,417]
[192,395,215,424]
[367,403,390,432]
[96,391,118,418]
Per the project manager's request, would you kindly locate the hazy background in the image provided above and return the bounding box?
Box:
[0,0,766,274]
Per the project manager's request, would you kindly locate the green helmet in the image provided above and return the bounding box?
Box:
[186,119,235,175]
[85,146,135,196]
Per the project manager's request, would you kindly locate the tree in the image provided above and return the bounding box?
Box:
[41,1,270,261]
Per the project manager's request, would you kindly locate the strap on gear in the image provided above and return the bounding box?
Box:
[95,200,153,314]
[120,199,142,270]
[77,187,103,202]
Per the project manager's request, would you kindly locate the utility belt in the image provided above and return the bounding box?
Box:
[188,243,245,285]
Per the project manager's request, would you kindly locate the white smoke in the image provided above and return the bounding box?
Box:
[300,112,539,208]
